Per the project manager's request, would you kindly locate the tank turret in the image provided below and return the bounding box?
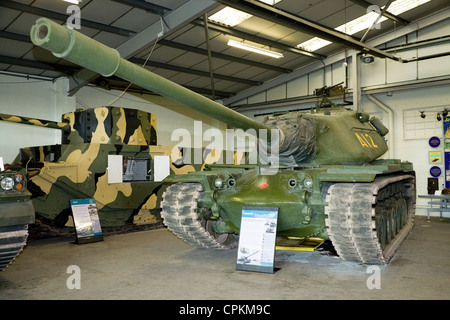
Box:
[1,105,203,229]
[30,18,416,264]
[1,106,157,146]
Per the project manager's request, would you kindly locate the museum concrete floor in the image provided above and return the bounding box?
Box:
[0,216,448,300]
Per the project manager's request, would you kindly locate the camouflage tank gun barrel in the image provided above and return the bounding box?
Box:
[0,113,70,132]
[30,18,272,140]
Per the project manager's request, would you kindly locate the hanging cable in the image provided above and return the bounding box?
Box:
[106,16,164,106]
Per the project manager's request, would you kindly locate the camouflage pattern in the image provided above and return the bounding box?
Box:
[0,113,70,132]
[2,107,238,227]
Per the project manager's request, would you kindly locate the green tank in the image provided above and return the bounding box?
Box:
[30,18,415,264]
[0,169,35,271]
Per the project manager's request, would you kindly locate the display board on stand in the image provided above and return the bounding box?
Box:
[236,206,278,274]
[70,199,103,244]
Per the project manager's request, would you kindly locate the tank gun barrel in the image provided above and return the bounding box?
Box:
[0,112,70,132]
[30,18,272,140]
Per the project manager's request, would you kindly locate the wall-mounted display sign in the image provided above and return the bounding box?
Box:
[446,152,450,188]
[430,166,442,178]
[70,199,103,244]
[429,151,442,164]
[443,117,450,187]
[236,206,278,274]
[429,136,441,148]
[444,117,450,150]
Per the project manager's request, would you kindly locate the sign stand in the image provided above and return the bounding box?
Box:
[70,199,103,244]
[236,206,279,274]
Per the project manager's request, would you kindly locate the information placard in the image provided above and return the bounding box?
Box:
[236,206,278,274]
[70,199,103,244]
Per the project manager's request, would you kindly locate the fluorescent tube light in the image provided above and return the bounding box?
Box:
[297,0,431,52]
[228,40,284,58]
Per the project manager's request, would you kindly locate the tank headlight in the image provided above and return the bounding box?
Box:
[15,174,23,183]
[214,177,223,189]
[304,178,313,189]
[1,177,14,191]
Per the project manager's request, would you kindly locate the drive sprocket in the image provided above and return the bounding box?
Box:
[160,183,238,249]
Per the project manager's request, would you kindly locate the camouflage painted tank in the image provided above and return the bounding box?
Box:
[0,105,212,228]
[0,169,35,271]
[30,18,415,264]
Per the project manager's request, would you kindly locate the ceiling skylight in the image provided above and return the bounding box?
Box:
[209,7,252,27]
[297,0,431,52]
[209,0,283,27]
[63,0,81,4]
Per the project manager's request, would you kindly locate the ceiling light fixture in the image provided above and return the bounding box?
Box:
[209,7,252,27]
[227,40,284,58]
[297,0,431,52]
[209,0,282,27]
[63,0,81,4]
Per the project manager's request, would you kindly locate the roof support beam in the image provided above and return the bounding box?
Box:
[110,0,171,16]
[348,0,410,26]
[0,30,29,43]
[0,29,262,86]
[215,0,400,61]
[159,39,292,74]
[0,0,135,36]
[0,55,77,74]
[193,20,325,60]
[67,0,220,96]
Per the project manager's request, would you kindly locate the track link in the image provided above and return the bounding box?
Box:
[160,183,237,250]
[0,224,29,271]
[325,174,415,264]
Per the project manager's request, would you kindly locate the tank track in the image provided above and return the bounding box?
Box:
[160,183,238,250]
[0,224,29,271]
[325,174,415,264]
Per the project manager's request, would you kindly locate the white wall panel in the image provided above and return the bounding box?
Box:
[386,49,418,83]
[308,69,324,94]
[331,61,347,87]
[0,75,74,163]
[286,75,308,98]
[266,83,286,101]
[418,44,450,79]
[247,91,266,104]
[360,57,386,87]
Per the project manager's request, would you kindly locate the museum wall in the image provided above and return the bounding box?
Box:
[0,75,74,164]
